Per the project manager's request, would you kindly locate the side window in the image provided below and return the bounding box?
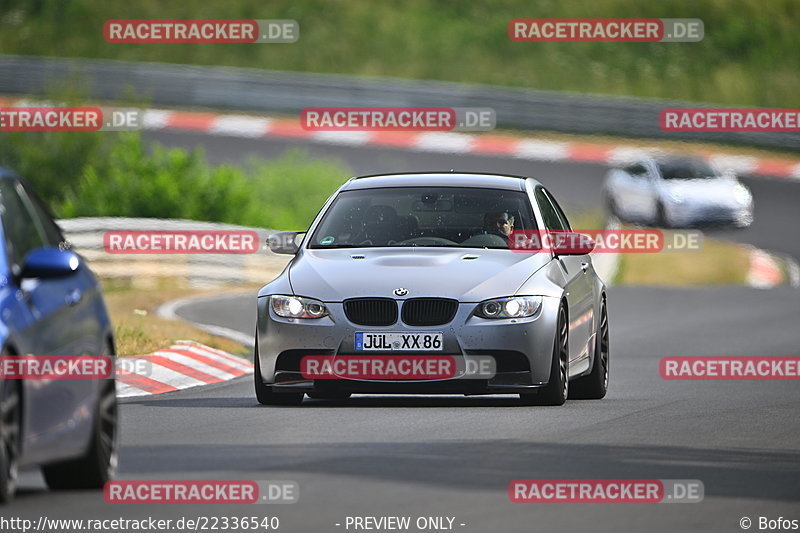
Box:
[535,187,568,231]
[625,163,648,178]
[543,189,572,231]
[19,184,66,248]
[0,180,47,271]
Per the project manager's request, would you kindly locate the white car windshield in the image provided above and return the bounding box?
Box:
[658,159,721,180]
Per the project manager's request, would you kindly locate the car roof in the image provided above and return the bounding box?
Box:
[630,154,711,166]
[341,172,540,191]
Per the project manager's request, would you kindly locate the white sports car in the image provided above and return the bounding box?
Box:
[604,155,753,228]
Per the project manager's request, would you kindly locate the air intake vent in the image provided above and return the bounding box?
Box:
[343,298,398,326]
[401,298,458,326]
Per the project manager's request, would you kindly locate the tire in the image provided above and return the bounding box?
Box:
[570,298,609,400]
[42,377,118,489]
[605,194,620,219]
[656,202,670,228]
[254,339,304,406]
[520,305,569,406]
[0,378,21,504]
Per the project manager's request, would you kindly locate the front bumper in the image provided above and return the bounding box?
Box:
[256,296,561,394]
[667,202,753,228]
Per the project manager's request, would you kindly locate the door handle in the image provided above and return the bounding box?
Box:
[66,289,83,307]
[580,262,589,272]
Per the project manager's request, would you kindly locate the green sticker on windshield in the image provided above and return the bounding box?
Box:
[320,236,335,245]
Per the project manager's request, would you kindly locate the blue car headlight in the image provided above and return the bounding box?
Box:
[271,295,329,319]
[475,296,542,319]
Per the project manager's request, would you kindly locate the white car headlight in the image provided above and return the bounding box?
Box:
[668,189,685,204]
[475,296,542,319]
[271,295,329,319]
[734,184,752,205]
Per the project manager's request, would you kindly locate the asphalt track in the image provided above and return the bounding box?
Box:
[10,131,800,532]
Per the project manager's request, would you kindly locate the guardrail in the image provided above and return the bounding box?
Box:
[1,54,798,150]
[59,217,288,288]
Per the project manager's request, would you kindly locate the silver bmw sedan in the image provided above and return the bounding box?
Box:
[255,172,609,406]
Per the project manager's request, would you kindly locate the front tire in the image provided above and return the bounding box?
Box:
[254,339,304,406]
[571,298,609,400]
[605,194,620,220]
[520,305,569,406]
[656,202,670,228]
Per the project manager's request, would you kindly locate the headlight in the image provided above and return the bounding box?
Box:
[475,296,542,319]
[668,189,685,204]
[734,184,752,205]
[271,295,329,319]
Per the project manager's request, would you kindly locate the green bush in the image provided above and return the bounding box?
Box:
[0,87,116,207]
[57,133,349,230]
[0,129,111,208]
[0,125,349,230]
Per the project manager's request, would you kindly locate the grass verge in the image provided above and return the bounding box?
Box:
[2,0,798,107]
[102,279,259,357]
[566,210,754,286]
[614,238,751,286]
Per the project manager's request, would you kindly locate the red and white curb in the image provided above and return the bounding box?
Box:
[142,111,800,179]
[116,340,252,398]
[744,247,799,289]
[746,248,783,288]
[1,96,799,180]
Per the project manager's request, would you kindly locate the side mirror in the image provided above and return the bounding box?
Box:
[552,231,596,256]
[20,248,81,279]
[267,231,306,255]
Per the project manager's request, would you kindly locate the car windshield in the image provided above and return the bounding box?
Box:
[308,186,538,249]
[658,159,720,180]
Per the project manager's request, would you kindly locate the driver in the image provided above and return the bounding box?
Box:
[482,211,515,245]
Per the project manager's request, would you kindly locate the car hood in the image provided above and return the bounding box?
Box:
[288,248,550,302]
[663,178,747,205]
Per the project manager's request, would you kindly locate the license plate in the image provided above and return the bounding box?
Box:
[355,332,443,351]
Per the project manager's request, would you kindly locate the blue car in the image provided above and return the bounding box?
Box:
[0,169,117,503]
